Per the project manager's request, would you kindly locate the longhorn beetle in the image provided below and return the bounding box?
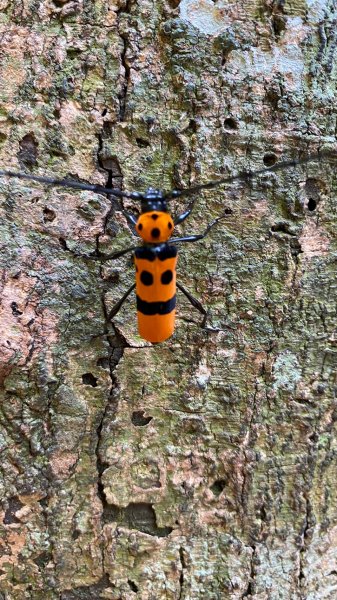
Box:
[0,149,334,342]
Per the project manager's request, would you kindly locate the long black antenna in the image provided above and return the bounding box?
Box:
[164,149,336,199]
[0,149,335,201]
[0,169,144,200]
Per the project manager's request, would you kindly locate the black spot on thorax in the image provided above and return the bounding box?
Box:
[151,228,160,239]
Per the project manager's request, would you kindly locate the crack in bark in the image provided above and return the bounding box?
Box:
[241,544,256,599]
[117,1,132,122]
[298,497,312,595]
[178,546,186,600]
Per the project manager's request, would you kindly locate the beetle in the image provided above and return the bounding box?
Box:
[104,188,230,343]
[0,149,333,342]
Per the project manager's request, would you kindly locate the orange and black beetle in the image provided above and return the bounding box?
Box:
[106,188,226,343]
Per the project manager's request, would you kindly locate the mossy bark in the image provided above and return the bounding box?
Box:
[0,0,337,598]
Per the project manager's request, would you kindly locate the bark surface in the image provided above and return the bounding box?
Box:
[0,0,336,598]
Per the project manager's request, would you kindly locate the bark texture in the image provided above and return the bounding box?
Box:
[0,0,337,598]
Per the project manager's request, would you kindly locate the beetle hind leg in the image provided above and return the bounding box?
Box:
[177,282,208,327]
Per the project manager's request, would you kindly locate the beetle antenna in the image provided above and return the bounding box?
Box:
[164,149,336,199]
[0,168,144,200]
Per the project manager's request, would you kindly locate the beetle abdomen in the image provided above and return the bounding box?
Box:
[134,245,178,343]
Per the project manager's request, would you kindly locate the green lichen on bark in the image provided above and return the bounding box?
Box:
[0,0,337,598]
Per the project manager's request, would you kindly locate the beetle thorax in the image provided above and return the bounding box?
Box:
[136,211,174,243]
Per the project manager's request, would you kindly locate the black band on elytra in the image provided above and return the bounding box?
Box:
[136,295,176,315]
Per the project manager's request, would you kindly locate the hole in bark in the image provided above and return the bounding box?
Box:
[224,117,238,130]
[188,119,197,132]
[136,138,151,148]
[131,411,153,426]
[60,574,111,599]
[3,497,23,524]
[33,551,52,568]
[101,108,108,116]
[103,503,173,536]
[210,479,227,496]
[43,207,56,222]
[265,87,280,110]
[263,152,277,166]
[82,373,98,387]
[97,357,109,369]
[59,237,67,249]
[107,270,120,284]
[18,134,38,168]
[128,580,138,592]
[270,222,293,234]
[272,15,286,37]
[307,198,317,211]
[11,302,23,316]
[72,529,80,540]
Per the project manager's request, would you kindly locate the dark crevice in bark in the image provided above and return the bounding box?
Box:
[178,546,186,600]
[241,545,256,598]
[94,132,132,571]
[298,497,312,591]
[95,306,127,510]
[117,1,132,122]
[60,574,111,599]
[103,502,173,537]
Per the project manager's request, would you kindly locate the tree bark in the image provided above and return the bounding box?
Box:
[0,0,336,598]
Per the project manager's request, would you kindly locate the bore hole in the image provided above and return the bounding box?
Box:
[59,237,67,249]
[210,479,227,497]
[223,117,238,130]
[43,207,56,222]
[307,198,317,211]
[18,133,38,168]
[271,222,290,234]
[3,497,23,524]
[101,108,108,116]
[97,357,109,369]
[82,373,98,387]
[132,411,153,426]
[128,580,138,592]
[136,138,151,148]
[263,153,277,167]
[11,302,23,316]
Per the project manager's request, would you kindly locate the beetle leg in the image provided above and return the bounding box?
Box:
[62,242,139,262]
[169,213,229,244]
[107,283,136,320]
[174,196,197,225]
[177,282,207,326]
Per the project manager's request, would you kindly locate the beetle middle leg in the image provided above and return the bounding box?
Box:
[61,239,139,262]
[107,283,136,320]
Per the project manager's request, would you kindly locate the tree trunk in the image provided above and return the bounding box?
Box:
[0,0,336,598]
